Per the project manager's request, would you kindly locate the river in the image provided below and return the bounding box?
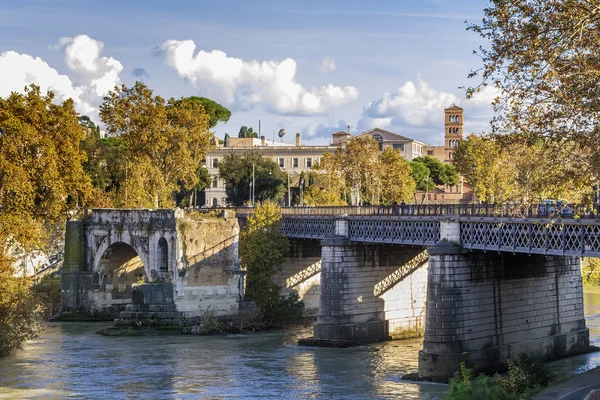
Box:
[1,289,599,399]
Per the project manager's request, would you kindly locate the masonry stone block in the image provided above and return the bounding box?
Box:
[418,242,589,379]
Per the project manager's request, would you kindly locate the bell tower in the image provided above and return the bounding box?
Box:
[444,105,464,162]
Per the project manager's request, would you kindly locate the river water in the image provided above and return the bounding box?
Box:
[1,289,599,399]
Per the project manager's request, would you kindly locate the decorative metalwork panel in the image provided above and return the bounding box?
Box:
[280,217,335,239]
[373,251,429,297]
[348,217,440,245]
[460,220,600,257]
[286,261,322,288]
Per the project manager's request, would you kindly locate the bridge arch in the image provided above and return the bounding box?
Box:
[93,241,146,307]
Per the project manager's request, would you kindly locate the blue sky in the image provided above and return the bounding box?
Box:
[0,0,494,145]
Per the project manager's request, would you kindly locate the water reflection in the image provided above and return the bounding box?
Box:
[0,288,599,399]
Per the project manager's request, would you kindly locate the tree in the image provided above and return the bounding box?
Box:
[238,126,258,138]
[466,0,600,180]
[412,157,459,186]
[100,82,213,208]
[410,161,436,192]
[380,147,416,204]
[453,133,589,203]
[182,96,230,129]
[304,137,417,205]
[0,85,91,354]
[304,152,348,206]
[224,133,230,146]
[218,153,287,206]
[239,202,299,322]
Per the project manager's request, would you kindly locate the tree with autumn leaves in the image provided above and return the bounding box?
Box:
[304,137,416,205]
[453,133,590,204]
[0,85,93,354]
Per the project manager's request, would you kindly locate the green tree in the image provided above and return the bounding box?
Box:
[238,126,258,138]
[466,0,600,180]
[412,157,459,186]
[218,153,287,206]
[100,82,213,208]
[224,133,230,146]
[410,161,435,192]
[239,202,299,322]
[182,96,230,129]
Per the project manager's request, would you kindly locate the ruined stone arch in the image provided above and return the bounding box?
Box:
[93,241,147,302]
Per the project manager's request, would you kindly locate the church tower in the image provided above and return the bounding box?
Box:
[444,105,464,162]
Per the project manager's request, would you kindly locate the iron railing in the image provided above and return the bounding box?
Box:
[233,203,600,219]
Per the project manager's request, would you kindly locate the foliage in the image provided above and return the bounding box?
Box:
[445,363,518,400]
[445,356,553,400]
[466,0,600,181]
[454,133,590,203]
[218,153,287,206]
[178,96,231,129]
[412,156,459,187]
[239,202,303,323]
[100,82,213,208]
[496,354,552,396]
[0,84,92,256]
[380,147,417,204]
[304,152,348,206]
[305,137,415,205]
[0,264,43,356]
[32,274,62,320]
[582,258,600,285]
[238,126,258,138]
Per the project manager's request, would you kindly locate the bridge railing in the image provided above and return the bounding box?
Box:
[234,203,600,218]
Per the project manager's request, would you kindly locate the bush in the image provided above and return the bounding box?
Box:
[444,362,519,400]
[496,353,552,396]
[0,266,43,356]
[32,274,62,320]
[444,355,553,400]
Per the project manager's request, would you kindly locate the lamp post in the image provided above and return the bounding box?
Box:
[425,175,429,205]
[251,162,255,207]
[287,171,291,207]
[471,163,477,212]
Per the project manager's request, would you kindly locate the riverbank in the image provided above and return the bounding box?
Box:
[534,366,600,400]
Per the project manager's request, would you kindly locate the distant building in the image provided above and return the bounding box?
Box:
[203,105,471,206]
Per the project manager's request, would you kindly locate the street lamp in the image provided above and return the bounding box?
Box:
[252,162,255,207]
[425,175,430,205]
[471,163,477,208]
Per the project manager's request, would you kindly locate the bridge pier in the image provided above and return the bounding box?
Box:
[418,241,589,379]
[310,236,428,345]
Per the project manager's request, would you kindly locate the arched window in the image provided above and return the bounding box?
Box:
[372,134,384,151]
[212,198,218,207]
[158,237,168,272]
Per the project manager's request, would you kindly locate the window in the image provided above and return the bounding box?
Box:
[393,143,405,151]
[372,134,384,151]
[293,158,299,168]
[306,158,312,168]
[278,158,285,168]
[212,177,218,188]
[427,150,434,156]
[212,158,219,168]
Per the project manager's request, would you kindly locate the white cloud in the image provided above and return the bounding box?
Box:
[319,57,336,72]
[357,76,495,144]
[159,39,359,115]
[0,34,122,124]
[302,119,348,139]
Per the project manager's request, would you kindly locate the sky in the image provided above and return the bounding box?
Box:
[0,0,496,146]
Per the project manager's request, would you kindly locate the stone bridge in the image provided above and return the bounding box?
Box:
[248,206,595,379]
[61,209,242,319]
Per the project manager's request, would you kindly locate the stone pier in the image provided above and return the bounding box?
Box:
[418,240,590,379]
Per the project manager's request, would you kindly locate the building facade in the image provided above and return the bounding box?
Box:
[204,106,469,206]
